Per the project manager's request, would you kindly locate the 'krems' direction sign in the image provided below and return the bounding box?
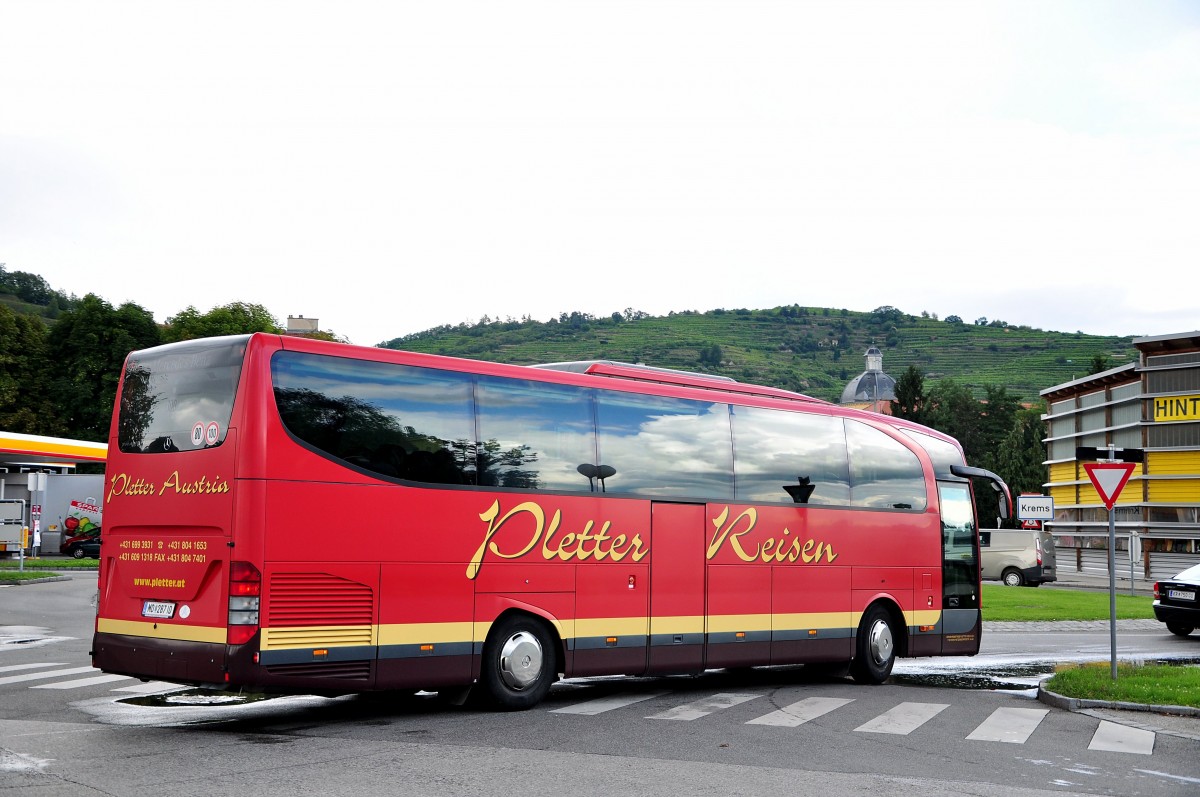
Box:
[1016,494,1054,521]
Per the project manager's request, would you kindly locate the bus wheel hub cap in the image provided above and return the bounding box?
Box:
[499,631,543,690]
[869,620,893,665]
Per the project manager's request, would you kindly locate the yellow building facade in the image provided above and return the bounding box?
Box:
[1041,331,1200,581]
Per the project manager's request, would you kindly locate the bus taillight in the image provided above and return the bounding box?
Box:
[228,561,261,645]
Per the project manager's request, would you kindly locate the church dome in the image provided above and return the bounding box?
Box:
[840,346,897,406]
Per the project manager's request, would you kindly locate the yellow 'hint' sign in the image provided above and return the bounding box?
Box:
[1153,394,1200,422]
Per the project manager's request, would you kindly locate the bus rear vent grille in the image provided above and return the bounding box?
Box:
[268,572,374,627]
[263,661,371,681]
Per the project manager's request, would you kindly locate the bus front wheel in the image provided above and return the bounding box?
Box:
[850,605,897,685]
[479,615,557,710]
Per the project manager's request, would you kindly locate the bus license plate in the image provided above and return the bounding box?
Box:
[142,600,176,619]
[1168,589,1196,602]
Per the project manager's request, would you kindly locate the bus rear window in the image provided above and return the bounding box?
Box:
[117,336,248,454]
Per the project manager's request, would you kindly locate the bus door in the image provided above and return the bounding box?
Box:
[570,505,651,678]
[938,481,982,655]
[646,502,706,674]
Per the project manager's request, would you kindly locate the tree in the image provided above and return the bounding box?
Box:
[0,264,77,313]
[993,404,1048,499]
[0,265,53,304]
[924,379,1023,471]
[45,294,162,440]
[165,302,281,342]
[699,344,723,367]
[926,380,985,463]
[890,365,929,424]
[870,306,904,324]
[1088,354,1111,375]
[0,305,64,435]
[921,380,1029,525]
[978,384,1022,473]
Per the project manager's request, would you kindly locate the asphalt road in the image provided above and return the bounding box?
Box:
[3,572,1199,797]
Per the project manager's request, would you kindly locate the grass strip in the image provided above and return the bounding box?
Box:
[0,557,98,570]
[1045,662,1200,709]
[0,569,64,582]
[982,584,1154,621]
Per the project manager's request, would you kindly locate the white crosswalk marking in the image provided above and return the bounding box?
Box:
[1089,720,1155,755]
[2,665,1167,759]
[551,691,668,715]
[967,707,1049,743]
[0,666,98,685]
[646,692,759,721]
[111,681,182,694]
[2,662,174,694]
[33,674,133,689]
[0,662,67,674]
[746,696,855,727]
[854,701,948,735]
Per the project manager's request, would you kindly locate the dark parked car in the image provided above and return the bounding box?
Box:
[62,536,101,559]
[59,531,99,555]
[1153,563,1200,637]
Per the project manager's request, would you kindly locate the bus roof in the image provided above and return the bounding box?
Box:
[533,360,828,405]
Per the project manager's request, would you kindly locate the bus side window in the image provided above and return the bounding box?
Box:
[272,352,476,484]
[596,393,733,499]
[369,444,407,477]
[846,421,927,511]
[475,377,597,493]
[730,405,850,506]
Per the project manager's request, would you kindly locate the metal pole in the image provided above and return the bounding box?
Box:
[1105,444,1117,682]
[1130,537,1136,597]
[1108,506,1117,681]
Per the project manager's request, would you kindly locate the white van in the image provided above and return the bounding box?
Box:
[980,528,1057,587]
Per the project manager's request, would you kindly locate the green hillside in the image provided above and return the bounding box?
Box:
[4,257,1135,408]
[382,306,1134,404]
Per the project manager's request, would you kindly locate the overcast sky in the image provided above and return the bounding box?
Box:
[3,1,1198,347]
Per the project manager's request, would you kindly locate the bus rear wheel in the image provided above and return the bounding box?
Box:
[479,615,557,710]
[850,605,897,685]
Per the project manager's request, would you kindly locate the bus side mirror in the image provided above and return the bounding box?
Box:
[949,464,1012,523]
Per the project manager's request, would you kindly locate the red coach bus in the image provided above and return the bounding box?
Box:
[92,333,1010,709]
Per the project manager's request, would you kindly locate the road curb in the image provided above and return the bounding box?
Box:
[1038,683,1200,719]
[0,575,73,586]
[1039,684,1200,743]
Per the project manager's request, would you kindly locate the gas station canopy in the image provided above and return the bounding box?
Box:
[0,431,107,468]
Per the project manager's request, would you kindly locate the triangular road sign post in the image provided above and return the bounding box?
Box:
[1080,459,1140,683]
[1084,463,1137,511]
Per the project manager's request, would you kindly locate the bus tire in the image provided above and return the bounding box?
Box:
[479,614,557,711]
[850,604,897,685]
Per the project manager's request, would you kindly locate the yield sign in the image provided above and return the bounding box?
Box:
[1084,463,1137,510]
